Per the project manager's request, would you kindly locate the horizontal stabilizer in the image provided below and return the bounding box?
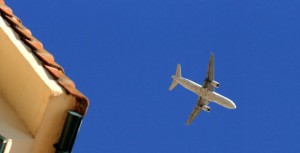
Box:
[169,80,178,91]
[169,64,181,91]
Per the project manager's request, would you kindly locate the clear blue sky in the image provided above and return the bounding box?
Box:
[7,0,300,152]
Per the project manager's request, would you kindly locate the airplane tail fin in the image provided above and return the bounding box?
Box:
[169,64,181,91]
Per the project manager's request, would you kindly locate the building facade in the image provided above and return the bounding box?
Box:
[0,1,89,152]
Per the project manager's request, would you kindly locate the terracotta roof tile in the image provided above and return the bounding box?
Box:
[0,4,12,17]
[35,50,65,72]
[0,1,89,115]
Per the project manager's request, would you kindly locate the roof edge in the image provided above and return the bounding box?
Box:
[0,3,89,116]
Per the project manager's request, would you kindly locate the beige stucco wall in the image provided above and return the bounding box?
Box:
[0,15,76,153]
[0,93,33,153]
[0,16,65,137]
[0,90,75,153]
[32,94,75,153]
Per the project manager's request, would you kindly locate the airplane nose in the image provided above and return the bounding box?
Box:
[229,100,237,109]
[232,102,236,109]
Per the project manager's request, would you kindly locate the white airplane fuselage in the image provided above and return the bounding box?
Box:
[172,75,236,109]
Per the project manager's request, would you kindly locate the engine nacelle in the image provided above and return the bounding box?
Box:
[211,80,220,88]
[201,105,211,112]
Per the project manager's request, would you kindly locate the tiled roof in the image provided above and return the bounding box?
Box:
[0,0,89,116]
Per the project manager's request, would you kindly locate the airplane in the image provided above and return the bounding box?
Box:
[169,53,236,125]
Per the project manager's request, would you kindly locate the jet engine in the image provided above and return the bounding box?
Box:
[210,80,220,88]
[201,105,211,112]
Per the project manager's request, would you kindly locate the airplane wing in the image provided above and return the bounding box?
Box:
[186,97,209,125]
[204,52,215,91]
[186,53,215,125]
